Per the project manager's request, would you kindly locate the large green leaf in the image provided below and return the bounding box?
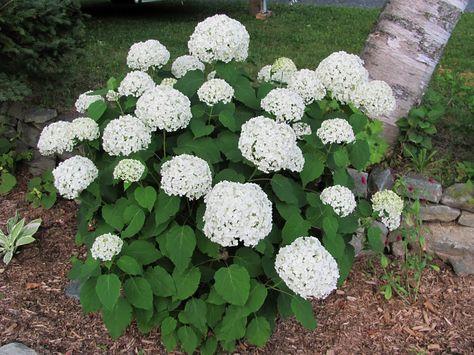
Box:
[234,248,262,277]
[102,297,133,339]
[122,205,145,238]
[145,265,176,297]
[300,152,325,187]
[101,204,124,231]
[134,186,157,211]
[177,326,200,355]
[154,191,181,225]
[349,140,370,170]
[214,265,250,306]
[0,172,16,194]
[79,277,101,313]
[174,70,205,97]
[124,277,153,310]
[191,116,215,138]
[271,174,305,206]
[179,298,207,333]
[290,296,317,330]
[233,76,259,109]
[174,267,201,300]
[87,100,107,121]
[246,317,271,346]
[124,240,160,265]
[117,255,143,275]
[367,226,384,253]
[95,274,121,311]
[282,213,312,245]
[215,131,241,162]
[174,136,221,164]
[164,225,196,271]
[242,280,267,315]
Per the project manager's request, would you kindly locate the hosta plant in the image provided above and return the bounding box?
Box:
[40,14,401,354]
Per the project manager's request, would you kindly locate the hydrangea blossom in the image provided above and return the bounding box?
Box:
[37,121,75,156]
[371,190,404,231]
[118,71,155,97]
[238,116,304,173]
[292,122,312,140]
[135,85,192,132]
[127,39,170,71]
[270,57,298,84]
[171,55,205,78]
[203,181,272,247]
[316,118,355,145]
[207,71,217,80]
[188,14,249,63]
[257,65,272,82]
[315,51,369,104]
[160,154,212,200]
[71,117,100,142]
[91,233,123,261]
[75,91,104,114]
[197,79,234,106]
[106,90,120,102]
[275,236,339,299]
[352,80,396,118]
[113,159,145,183]
[102,115,151,156]
[288,69,326,104]
[261,88,305,123]
[52,156,98,199]
[320,185,356,217]
[160,77,177,87]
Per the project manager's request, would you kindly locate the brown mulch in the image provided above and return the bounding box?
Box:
[1,169,473,354]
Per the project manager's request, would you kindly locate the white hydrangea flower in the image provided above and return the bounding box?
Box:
[160,154,212,200]
[197,79,234,106]
[261,88,305,123]
[188,14,249,63]
[316,118,355,145]
[315,51,369,104]
[37,121,75,156]
[118,71,155,97]
[352,80,396,118]
[320,185,356,217]
[238,116,304,173]
[71,117,100,142]
[270,57,298,84]
[371,190,404,231]
[257,65,272,82]
[171,55,205,78]
[106,90,120,102]
[207,70,217,80]
[91,233,123,262]
[113,159,145,183]
[135,85,192,132]
[292,122,312,140]
[288,69,326,104]
[203,181,272,247]
[127,39,170,71]
[75,91,104,114]
[102,115,151,156]
[160,77,177,87]
[275,236,339,300]
[52,156,98,199]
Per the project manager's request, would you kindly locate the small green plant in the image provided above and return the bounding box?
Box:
[405,148,441,175]
[0,212,42,265]
[456,160,474,183]
[26,171,57,209]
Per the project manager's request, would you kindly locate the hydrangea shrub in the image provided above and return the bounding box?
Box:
[40,14,402,354]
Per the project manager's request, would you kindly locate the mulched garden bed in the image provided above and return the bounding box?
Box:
[1,169,473,354]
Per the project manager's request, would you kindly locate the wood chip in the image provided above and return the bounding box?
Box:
[26,282,41,290]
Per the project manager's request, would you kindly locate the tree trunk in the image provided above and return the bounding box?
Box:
[361,0,468,145]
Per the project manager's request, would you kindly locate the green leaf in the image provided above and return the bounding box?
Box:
[102,204,124,231]
[145,265,176,297]
[349,113,368,134]
[201,337,218,355]
[124,240,160,265]
[291,297,317,330]
[357,200,373,217]
[246,317,271,346]
[134,186,157,211]
[87,100,107,121]
[95,274,121,311]
[213,168,245,184]
[196,231,220,258]
[367,226,384,253]
[214,265,250,306]
[349,140,370,170]
[79,278,101,313]
[191,117,215,138]
[102,297,132,339]
[117,255,143,275]
[155,191,181,225]
[215,131,241,162]
[162,332,177,352]
[174,70,205,97]
[277,293,293,319]
[174,267,201,300]
[122,207,145,238]
[177,326,200,354]
[322,215,338,238]
[332,148,350,168]
[234,248,262,277]
[0,172,16,194]
[207,287,226,305]
[271,174,305,206]
[161,316,177,336]
[192,104,206,118]
[175,137,221,164]
[215,308,247,341]
[243,280,267,315]
[282,213,312,245]
[233,76,259,109]
[219,108,237,132]
[164,225,196,271]
[124,277,153,310]
[275,202,301,220]
[179,298,207,333]
[300,152,325,187]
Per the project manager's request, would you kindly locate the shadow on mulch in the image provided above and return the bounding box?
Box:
[1,168,473,354]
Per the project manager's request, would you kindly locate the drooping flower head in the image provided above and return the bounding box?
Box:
[197,79,234,106]
[320,185,357,217]
[52,156,98,199]
[75,91,104,114]
[91,233,123,262]
[127,39,170,71]
[102,115,151,156]
[352,80,396,118]
[270,57,297,84]
[118,71,155,97]
[288,69,326,104]
[261,88,305,123]
[316,118,355,145]
[371,190,404,231]
[37,121,75,156]
[71,117,100,142]
[171,55,205,78]
[113,159,145,183]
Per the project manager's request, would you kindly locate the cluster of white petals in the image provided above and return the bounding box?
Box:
[188,14,249,63]
[288,69,326,104]
[118,71,155,97]
[102,115,151,156]
[52,156,98,199]
[371,190,404,231]
[257,65,272,82]
[316,118,355,145]
[135,85,192,132]
[75,91,104,114]
[113,159,145,183]
[203,181,272,247]
[91,233,123,262]
[160,77,177,87]
[197,79,234,106]
[37,121,74,156]
[106,90,120,102]
[71,117,100,142]
[160,154,212,200]
[127,39,170,71]
[315,51,369,104]
[238,116,304,173]
[352,80,396,118]
[275,236,339,299]
[207,70,217,80]
[320,185,357,217]
[261,88,305,123]
[292,122,312,139]
[270,57,297,84]
[171,55,205,78]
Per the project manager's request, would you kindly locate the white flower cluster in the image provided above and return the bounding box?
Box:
[275,236,339,300]
[352,80,396,118]
[135,85,192,132]
[320,185,356,217]
[106,90,120,102]
[118,71,155,97]
[71,117,100,142]
[75,91,104,114]
[261,88,305,123]
[315,51,368,104]
[203,181,272,247]
[52,156,98,199]
[197,79,234,106]
[238,116,304,173]
[37,121,74,156]
[292,122,312,140]
[316,118,355,145]
[160,78,177,87]
[127,39,170,71]
[171,55,205,78]
[91,233,123,262]
[288,69,326,104]
[271,57,297,84]
[371,190,404,231]
[188,14,250,63]
[102,115,151,156]
[113,159,145,183]
[257,65,272,82]
[160,154,212,200]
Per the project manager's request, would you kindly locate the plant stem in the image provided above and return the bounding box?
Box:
[163,131,166,159]
[247,167,258,182]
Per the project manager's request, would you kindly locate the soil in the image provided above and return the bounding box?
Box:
[1,169,473,354]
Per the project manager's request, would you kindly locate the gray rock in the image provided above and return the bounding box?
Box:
[0,113,17,127]
[402,175,443,203]
[27,151,56,176]
[347,168,368,198]
[441,183,474,213]
[0,343,37,355]
[7,102,26,119]
[459,211,474,228]
[65,279,81,301]
[420,204,460,222]
[390,241,405,258]
[425,223,474,275]
[351,221,388,257]
[23,108,57,124]
[17,123,41,148]
[350,230,365,256]
[368,167,394,195]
